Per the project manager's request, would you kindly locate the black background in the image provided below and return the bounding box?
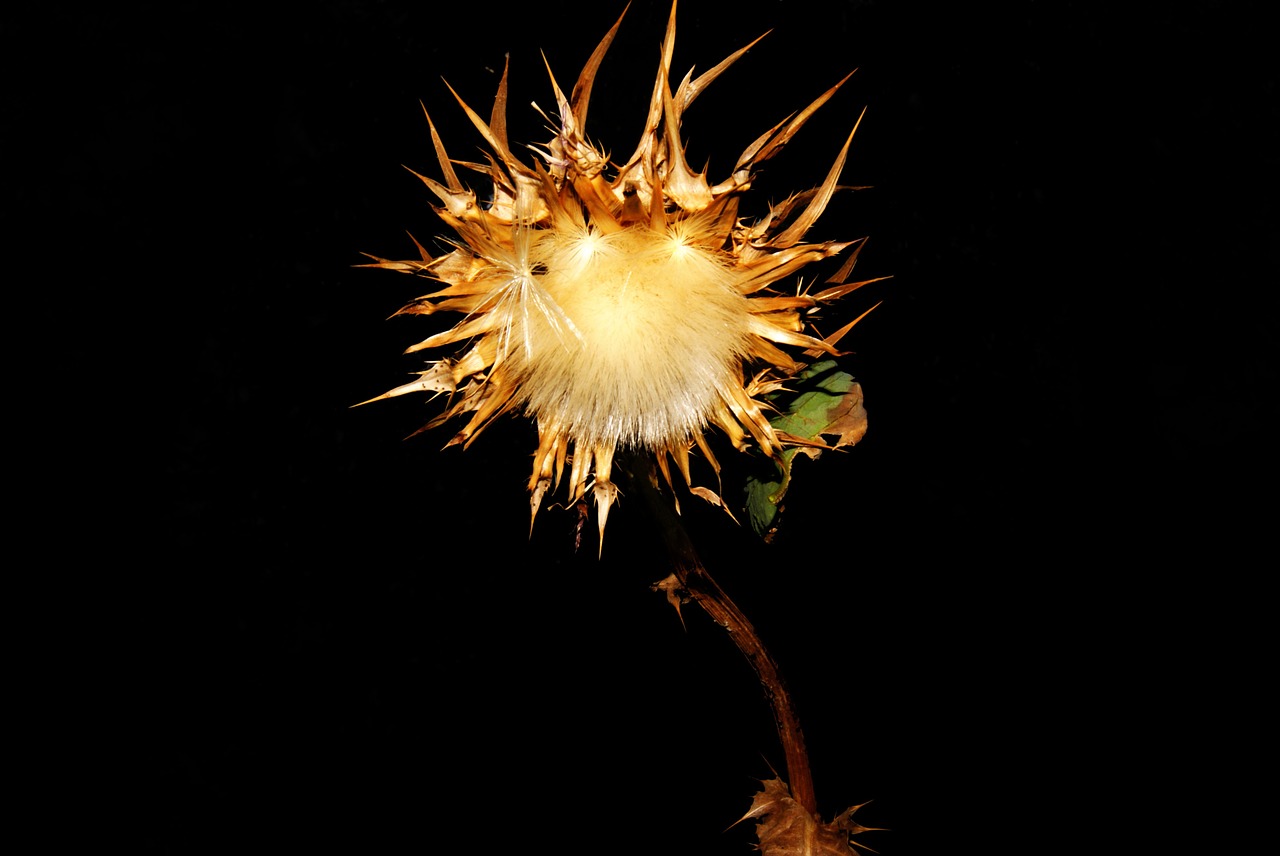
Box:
[16,1,1274,852]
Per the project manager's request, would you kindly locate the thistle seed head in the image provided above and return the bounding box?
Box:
[359,2,880,551]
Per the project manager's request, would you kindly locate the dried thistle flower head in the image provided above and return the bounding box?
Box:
[360,3,880,550]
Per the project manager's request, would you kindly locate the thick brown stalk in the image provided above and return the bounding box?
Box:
[625,457,817,816]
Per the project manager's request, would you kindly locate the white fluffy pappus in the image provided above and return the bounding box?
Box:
[512,226,751,450]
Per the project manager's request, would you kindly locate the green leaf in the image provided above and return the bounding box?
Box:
[744,361,867,538]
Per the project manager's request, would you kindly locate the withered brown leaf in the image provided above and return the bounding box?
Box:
[740,778,879,856]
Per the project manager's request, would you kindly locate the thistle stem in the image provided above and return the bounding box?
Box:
[622,455,818,816]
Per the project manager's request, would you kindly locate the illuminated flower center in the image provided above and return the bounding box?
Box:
[512,227,750,449]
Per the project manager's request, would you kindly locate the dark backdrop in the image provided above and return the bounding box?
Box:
[15,1,1273,852]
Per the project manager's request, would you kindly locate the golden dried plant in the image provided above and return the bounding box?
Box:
[359,2,881,550]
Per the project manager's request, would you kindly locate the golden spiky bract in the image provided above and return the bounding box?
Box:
[360,2,878,548]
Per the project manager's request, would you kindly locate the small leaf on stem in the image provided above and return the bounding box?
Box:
[745,360,868,536]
